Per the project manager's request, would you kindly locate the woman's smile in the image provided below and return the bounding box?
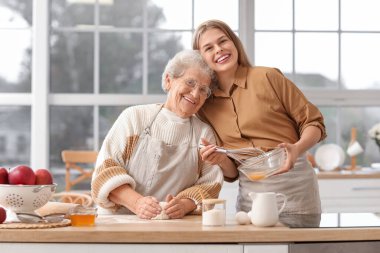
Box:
[215,53,231,64]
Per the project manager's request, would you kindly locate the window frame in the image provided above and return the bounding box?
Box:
[0,0,379,168]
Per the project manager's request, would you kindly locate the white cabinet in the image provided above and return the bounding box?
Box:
[244,244,288,253]
[0,243,244,253]
[318,179,380,212]
[219,181,239,215]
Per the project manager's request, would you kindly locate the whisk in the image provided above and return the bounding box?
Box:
[199,144,265,165]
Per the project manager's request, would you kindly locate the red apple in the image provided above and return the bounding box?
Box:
[0,167,9,184]
[35,168,53,185]
[8,165,36,185]
[0,207,6,224]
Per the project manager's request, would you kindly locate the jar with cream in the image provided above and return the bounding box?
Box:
[202,199,226,226]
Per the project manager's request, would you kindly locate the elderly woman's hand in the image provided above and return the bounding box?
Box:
[164,194,196,219]
[200,139,229,165]
[134,196,161,219]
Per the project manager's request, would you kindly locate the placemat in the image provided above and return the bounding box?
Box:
[0,219,71,229]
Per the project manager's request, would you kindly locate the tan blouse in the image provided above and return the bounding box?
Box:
[197,66,326,151]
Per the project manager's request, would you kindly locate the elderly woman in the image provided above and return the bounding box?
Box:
[91,50,224,219]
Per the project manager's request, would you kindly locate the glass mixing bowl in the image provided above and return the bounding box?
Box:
[238,148,287,181]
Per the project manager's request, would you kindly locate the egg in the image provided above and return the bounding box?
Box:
[235,211,251,225]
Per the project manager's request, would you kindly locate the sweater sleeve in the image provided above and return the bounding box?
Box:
[91,108,139,211]
[175,123,224,214]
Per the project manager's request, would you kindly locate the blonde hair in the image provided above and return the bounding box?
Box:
[192,19,252,67]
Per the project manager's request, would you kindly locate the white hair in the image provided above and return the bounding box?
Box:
[161,50,216,92]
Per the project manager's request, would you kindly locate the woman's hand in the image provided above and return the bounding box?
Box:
[276,142,300,174]
[134,196,161,219]
[200,138,238,179]
[200,139,229,165]
[164,194,195,219]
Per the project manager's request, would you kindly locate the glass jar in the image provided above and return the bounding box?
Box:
[202,199,226,226]
[69,206,97,227]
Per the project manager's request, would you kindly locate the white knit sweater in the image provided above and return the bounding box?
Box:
[91,104,223,212]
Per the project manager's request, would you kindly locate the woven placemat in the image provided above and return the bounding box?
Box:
[0,219,71,229]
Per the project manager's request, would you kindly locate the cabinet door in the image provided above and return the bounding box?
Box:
[0,243,244,253]
[318,179,380,212]
[244,244,288,253]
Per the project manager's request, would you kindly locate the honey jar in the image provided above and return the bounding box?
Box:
[69,206,97,226]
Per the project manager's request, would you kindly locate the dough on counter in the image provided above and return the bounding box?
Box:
[151,202,170,220]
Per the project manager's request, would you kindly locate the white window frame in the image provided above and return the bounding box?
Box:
[0,0,380,168]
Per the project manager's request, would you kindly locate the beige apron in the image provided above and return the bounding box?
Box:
[237,154,321,214]
[127,106,199,207]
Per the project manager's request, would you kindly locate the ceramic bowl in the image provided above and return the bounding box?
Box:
[315,144,345,171]
[0,184,56,213]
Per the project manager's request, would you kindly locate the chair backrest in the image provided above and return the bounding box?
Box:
[61,150,98,192]
[52,192,94,207]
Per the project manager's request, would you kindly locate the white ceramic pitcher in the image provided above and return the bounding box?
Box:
[248,192,287,227]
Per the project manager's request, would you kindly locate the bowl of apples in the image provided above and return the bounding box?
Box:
[0,165,56,213]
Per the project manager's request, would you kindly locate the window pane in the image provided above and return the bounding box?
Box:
[340,107,380,167]
[342,0,380,31]
[51,0,94,28]
[295,33,338,89]
[100,0,143,27]
[194,0,238,29]
[0,106,31,167]
[255,0,292,30]
[0,30,32,92]
[99,32,143,94]
[149,0,192,29]
[99,106,127,145]
[254,32,293,73]
[49,106,94,169]
[148,32,189,94]
[50,32,94,93]
[0,1,32,28]
[295,0,338,30]
[341,34,380,90]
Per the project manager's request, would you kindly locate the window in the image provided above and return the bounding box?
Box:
[48,0,238,173]
[253,0,380,167]
[0,1,32,167]
[0,136,6,154]
[0,0,379,177]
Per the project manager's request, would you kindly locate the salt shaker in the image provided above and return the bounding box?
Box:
[202,199,226,226]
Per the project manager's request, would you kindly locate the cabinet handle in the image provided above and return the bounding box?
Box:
[352,187,380,191]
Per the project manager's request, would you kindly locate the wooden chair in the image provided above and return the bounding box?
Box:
[61,150,98,192]
[52,192,94,207]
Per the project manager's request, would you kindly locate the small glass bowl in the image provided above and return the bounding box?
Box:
[239,148,287,181]
[69,206,97,226]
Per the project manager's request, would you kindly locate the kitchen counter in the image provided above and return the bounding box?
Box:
[1,215,380,243]
[317,168,380,179]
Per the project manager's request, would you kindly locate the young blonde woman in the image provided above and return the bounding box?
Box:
[193,20,326,214]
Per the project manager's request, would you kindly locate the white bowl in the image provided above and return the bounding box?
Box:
[315,144,345,171]
[0,184,56,213]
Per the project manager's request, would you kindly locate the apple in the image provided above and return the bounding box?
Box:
[0,207,6,224]
[0,167,8,184]
[8,165,36,185]
[35,168,53,185]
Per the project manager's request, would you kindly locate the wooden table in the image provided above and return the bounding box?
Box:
[1,214,380,243]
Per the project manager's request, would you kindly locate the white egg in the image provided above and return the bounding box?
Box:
[235,211,251,225]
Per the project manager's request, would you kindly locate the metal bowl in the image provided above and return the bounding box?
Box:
[0,184,56,213]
